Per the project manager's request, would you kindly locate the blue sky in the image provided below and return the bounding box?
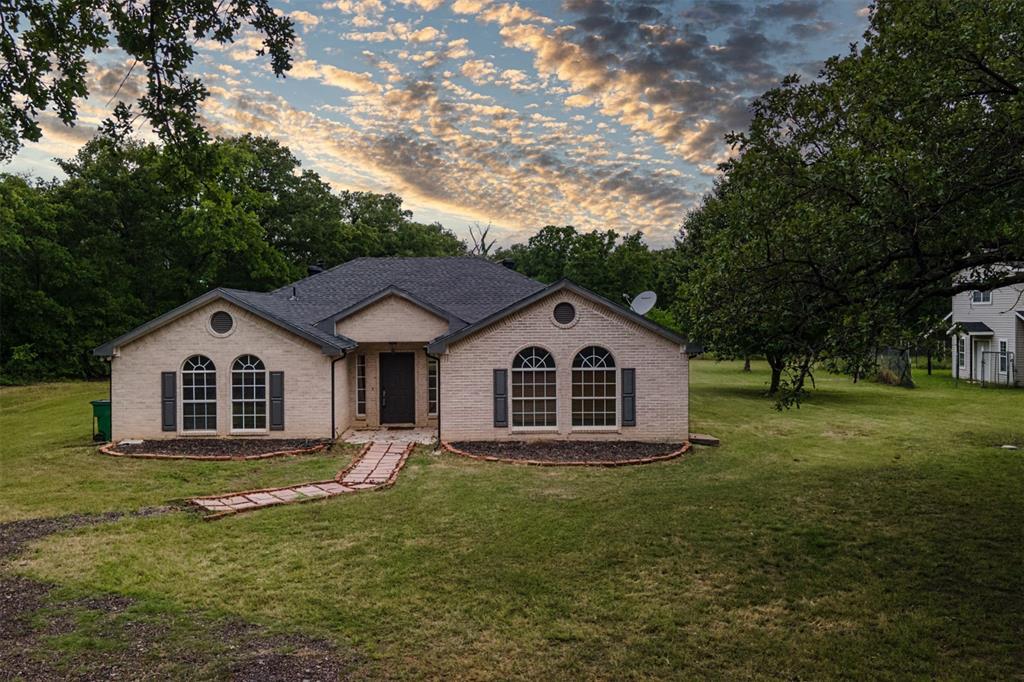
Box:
[9,0,869,246]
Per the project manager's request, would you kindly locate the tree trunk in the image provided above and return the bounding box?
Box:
[766,354,784,394]
[743,355,751,372]
[927,352,932,375]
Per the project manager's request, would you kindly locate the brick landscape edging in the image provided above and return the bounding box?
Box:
[98,441,331,461]
[440,440,691,467]
[192,441,411,520]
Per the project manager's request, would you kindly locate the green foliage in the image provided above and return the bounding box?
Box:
[0,134,466,382]
[677,0,1024,405]
[496,226,677,306]
[0,0,295,159]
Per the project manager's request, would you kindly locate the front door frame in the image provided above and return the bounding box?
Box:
[378,352,416,424]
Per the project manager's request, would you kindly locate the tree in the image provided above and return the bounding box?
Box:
[468,222,496,257]
[0,1,295,159]
[678,0,1024,403]
[0,133,468,382]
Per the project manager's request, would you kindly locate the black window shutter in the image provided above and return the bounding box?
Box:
[621,368,636,427]
[270,371,285,431]
[493,369,508,427]
[161,371,176,432]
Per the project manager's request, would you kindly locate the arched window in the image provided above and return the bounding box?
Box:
[182,355,216,431]
[232,355,267,430]
[572,346,616,427]
[511,346,557,428]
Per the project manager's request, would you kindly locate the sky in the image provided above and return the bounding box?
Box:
[8,0,870,247]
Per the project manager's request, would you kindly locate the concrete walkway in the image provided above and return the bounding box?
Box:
[190,441,412,519]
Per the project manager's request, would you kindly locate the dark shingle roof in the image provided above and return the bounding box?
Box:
[229,257,546,335]
[94,258,545,356]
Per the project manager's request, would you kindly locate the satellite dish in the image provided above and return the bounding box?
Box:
[630,291,657,315]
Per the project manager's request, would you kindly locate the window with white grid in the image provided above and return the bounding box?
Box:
[182,355,216,431]
[428,357,438,416]
[511,347,557,428]
[232,355,267,430]
[356,354,366,416]
[572,346,616,427]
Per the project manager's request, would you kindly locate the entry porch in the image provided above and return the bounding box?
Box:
[346,343,439,430]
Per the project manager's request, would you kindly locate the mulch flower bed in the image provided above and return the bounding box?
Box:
[444,440,690,467]
[100,438,331,460]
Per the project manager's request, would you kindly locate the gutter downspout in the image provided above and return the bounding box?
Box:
[425,348,441,444]
[331,350,348,440]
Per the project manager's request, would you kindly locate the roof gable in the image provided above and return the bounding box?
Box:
[314,286,462,335]
[93,289,355,357]
[426,279,692,354]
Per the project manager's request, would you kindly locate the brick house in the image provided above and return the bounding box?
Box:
[94,257,697,442]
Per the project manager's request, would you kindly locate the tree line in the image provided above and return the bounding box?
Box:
[2,0,1022,404]
[0,136,466,382]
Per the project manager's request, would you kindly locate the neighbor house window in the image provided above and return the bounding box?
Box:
[971,290,992,304]
[572,346,616,427]
[232,355,267,430]
[957,337,966,369]
[356,354,366,417]
[998,339,1008,374]
[427,357,438,416]
[511,346,557,428]
[182,355,216,431]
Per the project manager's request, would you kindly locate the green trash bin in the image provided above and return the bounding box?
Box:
[91,399,111,442]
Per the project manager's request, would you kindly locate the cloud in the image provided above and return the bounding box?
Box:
[460,59,496,83]
[408,26,441,42]
[290,59,381,92]
[451,0,492,13]
[290,10,321,27]
[564,94,592,108]
[395,0,444,9]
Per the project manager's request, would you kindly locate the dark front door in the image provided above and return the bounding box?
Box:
[379,353,415,424]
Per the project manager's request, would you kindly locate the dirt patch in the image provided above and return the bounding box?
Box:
[105,438,332,460]
[0,508,171,563]
[447,440,688,465]
[0,512,363,680]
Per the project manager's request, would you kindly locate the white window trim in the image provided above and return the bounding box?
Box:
[510,347,558,429]
[971,290,992,305]
[427,357,438,417]
[355,354,367,417]
[180,356,218,434]
[998,339,1009,374]
[570,349,618,430]
[957,337,966,369]
[231,357,268,433]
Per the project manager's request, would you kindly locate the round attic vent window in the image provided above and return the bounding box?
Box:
[553,302,576,325]
[210,311,234,334]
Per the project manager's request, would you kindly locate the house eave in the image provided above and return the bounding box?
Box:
[426,279,691,354]
[92,288,355,358]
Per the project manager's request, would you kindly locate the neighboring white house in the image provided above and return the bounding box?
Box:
[947,273,1023,387]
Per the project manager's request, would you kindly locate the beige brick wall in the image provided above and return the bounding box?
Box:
[439,291,688,442]
[336,295,449,342]
[346,343,438,429]
[110,300,344,440]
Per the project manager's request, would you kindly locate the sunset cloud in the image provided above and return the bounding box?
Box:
[11,0,865,246]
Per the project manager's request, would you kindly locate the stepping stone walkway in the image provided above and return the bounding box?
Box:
[190,441,411,519]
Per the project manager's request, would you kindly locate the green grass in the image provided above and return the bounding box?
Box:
[4,363,1023,679]
[0,381,360,522]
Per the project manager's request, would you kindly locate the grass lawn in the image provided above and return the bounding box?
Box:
[3,362,1022,679]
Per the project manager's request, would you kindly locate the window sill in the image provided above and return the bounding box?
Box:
[179,430,218,437]
[571,426,620,433]
[230,430,269,436]
[510,427,559,433]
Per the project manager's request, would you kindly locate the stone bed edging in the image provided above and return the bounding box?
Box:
[98,440,331,461]
[441,440,691,467]
[189,442,413,520]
